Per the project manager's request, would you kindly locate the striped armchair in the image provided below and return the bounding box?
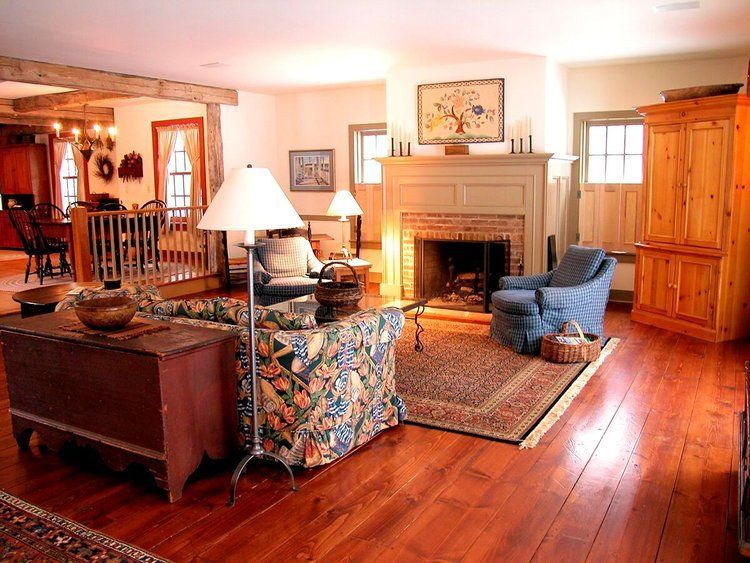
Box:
[489,246,616,354]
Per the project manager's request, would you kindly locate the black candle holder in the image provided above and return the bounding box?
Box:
[519,138,525,154]
[528,134,533,154]
[399,141,403,157]
[391,137,395,157]
[407,141,411,156]
[510,138,515,154]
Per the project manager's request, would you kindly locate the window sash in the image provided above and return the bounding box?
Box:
[583,118,644,183]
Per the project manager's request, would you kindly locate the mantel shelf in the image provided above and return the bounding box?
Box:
[376,153,577,166]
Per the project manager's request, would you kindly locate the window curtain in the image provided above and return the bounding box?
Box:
[156,127,178,202]
[52,140,67,208]
[179,125,203,207]
[70,145,87,201]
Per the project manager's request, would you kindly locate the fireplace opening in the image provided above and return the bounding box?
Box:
[415,238,511,313]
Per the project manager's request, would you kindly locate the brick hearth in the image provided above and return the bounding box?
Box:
[401,212,524,298]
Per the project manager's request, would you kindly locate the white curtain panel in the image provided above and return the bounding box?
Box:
[52,140,67,207]
[70,145,87,201]
[156,127,178,202]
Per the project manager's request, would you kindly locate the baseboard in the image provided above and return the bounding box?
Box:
[609,289,633,303]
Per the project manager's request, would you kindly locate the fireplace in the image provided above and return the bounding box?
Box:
[415,237,511,313]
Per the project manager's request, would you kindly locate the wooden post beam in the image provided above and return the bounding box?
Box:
[206,103,228,285]
[0,56,238,106]
[13,90,135,113]
[70,207,93,282]
[0,99,113,129]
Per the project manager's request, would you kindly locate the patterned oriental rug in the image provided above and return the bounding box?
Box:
[0,490,168,562]
[396,319,618,448]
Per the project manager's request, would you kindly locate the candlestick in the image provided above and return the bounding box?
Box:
[53,122,61,138]
[391,136,395,157]
[528,134,533,154]
[510,138,515,154]
[93,123,101,138]
[519,138,524,154]
[407,141,411,156]
[399,141,403,157]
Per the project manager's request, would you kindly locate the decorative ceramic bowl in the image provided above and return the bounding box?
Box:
[660,83,743,102]
[73,297,137,330]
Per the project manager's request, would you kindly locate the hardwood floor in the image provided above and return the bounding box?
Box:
[0,265,745,560]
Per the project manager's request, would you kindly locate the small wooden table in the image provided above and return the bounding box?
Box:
[324,258,372,289]
[12,282,100,318]
[0,311,238,502]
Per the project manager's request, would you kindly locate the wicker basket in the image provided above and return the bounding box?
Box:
[314,261,363,307]
[541,320,601,364]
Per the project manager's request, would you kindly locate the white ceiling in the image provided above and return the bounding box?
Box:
[0,0,748,93]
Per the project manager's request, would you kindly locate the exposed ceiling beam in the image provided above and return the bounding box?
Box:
[0,56,238,106]
[0,98,114,128]
[13,89,136,113]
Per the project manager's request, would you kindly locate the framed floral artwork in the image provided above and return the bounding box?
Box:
[288,149,335,192]
[417,78,504,144]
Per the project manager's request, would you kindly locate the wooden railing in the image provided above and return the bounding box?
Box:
[70,206,218,286]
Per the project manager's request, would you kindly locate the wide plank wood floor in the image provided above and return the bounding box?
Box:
[0,271,745,560]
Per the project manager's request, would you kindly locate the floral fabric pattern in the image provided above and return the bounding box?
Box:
[55,284,163,312]
[137,296,406,468]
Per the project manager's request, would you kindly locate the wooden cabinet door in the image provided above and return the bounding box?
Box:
[643,124,683,244]
[635,248,674,316]
[0,148,30,195]
[681,120,729,249]
[673,254,718,327]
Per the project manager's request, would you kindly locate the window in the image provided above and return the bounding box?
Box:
[584,121,644,183]
[59,143,78,211]
[353,127,387,184]
[165,132,192,211]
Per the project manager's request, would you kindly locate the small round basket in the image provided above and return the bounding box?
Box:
[541,320,601,364]
[73,297,137,330]
[314,261,363,307]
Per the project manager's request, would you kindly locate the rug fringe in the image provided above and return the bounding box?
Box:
[518,337,620,450]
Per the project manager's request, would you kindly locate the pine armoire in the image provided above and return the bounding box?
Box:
[632,94,750,342]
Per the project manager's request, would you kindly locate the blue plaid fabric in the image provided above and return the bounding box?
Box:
[253,237,327,304]
[490,247,616,354]
[548,246,604,288]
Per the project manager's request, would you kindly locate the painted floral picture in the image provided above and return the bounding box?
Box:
[418,78,504,144]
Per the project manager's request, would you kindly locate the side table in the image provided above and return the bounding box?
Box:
[323,258,372,289]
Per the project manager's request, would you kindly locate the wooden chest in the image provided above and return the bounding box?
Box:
[0,311,238,502]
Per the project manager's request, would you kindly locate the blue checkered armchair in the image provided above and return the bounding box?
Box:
[253,237,329,306]
[489,246,616,354]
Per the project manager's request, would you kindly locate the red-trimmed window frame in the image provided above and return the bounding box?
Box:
[47,133,90,207]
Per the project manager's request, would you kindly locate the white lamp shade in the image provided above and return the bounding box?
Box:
[326,190,363,219]
[198,167,303,233]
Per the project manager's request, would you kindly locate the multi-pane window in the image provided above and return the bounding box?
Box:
[353,128,387,184]
[165,132,192,213]
[59,143,78,211]
[585,121,644,183]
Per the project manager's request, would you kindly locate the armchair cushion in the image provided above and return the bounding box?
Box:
[499,270,554,291]
[263,276,319,296]
[549,245,605,288]
[491,290,539,316]
[257,237,312,278]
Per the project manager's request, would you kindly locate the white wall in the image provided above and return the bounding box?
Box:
[273,83,387,261]
[567,53,749,294]
[112,100,208,208]
[386,56,550,155]
[220,90,278,257]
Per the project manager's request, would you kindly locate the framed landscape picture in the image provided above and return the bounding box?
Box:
[289,149,335,191]
[417,78,504,144]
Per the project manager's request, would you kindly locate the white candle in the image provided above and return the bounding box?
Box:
[527,117,532,137]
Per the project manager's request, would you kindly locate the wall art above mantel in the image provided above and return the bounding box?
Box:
[418,78,504,145]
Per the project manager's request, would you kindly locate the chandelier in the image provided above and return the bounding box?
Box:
[53,105,116,162]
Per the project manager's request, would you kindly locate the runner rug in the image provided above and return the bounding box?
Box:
[0,490,168,562]
[395,319,618,448]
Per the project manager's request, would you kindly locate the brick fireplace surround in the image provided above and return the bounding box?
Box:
[401,212,524,298]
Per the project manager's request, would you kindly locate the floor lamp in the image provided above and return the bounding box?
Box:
[326,190,363,260]
[197,166,303,506]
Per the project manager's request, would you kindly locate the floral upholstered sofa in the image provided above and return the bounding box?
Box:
[57,286,407,468]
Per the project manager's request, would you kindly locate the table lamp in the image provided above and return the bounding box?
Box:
[197,165,302,505]
[326,190,363,260]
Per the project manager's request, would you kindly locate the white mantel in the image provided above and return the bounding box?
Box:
[377,153,577,297]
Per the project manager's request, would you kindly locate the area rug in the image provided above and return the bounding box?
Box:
[0,273,72,293]
[0,490,168,562]
[395,319,618,448]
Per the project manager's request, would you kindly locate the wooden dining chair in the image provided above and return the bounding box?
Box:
[65,201,97,216]
[8,208,72,284]
[31,202,67,221]
[136,199,167,272]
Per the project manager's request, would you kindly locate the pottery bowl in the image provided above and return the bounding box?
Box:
[73,297,137,330]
